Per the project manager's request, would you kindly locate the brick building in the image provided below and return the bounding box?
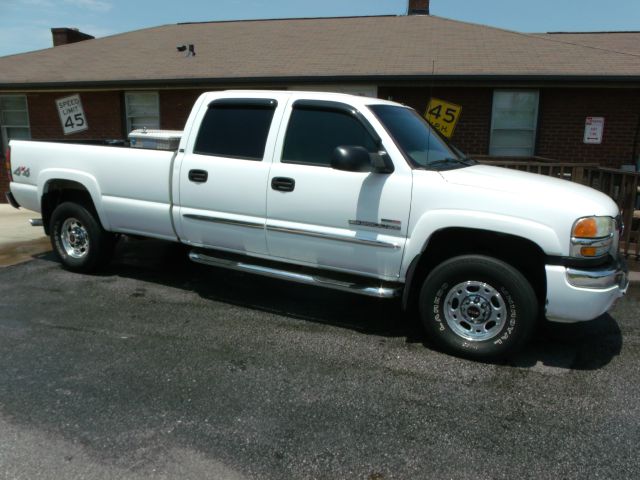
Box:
[2,0,640,199]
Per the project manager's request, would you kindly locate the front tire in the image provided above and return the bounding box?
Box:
[50,202,115,273]
[419,255,538,361]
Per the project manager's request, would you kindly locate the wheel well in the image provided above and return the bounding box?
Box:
[404,227,547,311]
[41,180,99,235]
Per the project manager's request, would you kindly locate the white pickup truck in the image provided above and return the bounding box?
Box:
[5,90,629,360]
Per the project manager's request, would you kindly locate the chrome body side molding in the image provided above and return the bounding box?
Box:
[183,215,401,250]
[266,225,400,249]
[183,214,263,229]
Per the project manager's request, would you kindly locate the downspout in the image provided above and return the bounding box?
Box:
[633,111,640,171]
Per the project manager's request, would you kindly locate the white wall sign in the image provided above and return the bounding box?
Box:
[56,94,88,135]
[584,116,604,144]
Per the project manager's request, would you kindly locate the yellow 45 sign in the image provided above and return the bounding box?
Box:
[425,98,462,139]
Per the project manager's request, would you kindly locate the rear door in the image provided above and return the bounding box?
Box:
[176,94,287,255]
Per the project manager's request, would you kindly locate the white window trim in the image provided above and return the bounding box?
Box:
[0,94,31,152]
[489,89,539,157]
[124,91,160,134]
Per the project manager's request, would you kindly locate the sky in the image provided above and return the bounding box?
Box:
[1,0,639,57]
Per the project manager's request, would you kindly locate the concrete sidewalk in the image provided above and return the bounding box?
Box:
[0,204,50,267]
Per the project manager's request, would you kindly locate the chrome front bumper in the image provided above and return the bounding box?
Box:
[545,255,629,323]
[566,255,629,290]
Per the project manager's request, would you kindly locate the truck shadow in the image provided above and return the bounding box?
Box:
[36,237,624,370]
[509,315,623,370]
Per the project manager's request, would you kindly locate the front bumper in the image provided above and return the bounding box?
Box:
[545,255,629,323]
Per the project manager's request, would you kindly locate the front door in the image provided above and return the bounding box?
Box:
[266,100,411,280]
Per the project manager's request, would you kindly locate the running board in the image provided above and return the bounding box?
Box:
[188,250,402,299]
[29,218,43,227]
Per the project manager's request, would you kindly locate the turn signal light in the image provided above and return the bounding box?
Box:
[580,247,598,257]
[570,216,615,258]
[571,216,614,239]
[573,217,598,238]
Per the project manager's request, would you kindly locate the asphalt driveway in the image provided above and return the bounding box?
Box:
[0,238,638,479]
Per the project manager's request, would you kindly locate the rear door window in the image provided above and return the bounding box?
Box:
[194,100,277,160]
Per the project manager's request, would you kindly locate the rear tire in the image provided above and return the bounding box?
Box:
[50,202,115,273]
[419,255,538,361]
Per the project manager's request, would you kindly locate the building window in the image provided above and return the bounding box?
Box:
[489,90,539,157]
[125,92,160,133]
[0,95,31,153]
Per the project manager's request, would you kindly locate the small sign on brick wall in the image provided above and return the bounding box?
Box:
[425,98,462,139]
[584,116,604,144]
[56,94,88,135]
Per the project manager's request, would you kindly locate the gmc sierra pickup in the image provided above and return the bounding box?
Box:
[5,90,629,360]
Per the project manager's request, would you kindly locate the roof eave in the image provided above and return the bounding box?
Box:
[2,74,640,91]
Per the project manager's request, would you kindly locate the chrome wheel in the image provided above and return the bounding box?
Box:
[443,281,506,342]
[60,217,90,259]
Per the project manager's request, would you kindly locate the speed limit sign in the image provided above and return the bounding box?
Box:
[56,94,89,135]
[425,98,462,139]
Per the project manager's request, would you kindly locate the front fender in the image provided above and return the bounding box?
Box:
[400,209,561,278]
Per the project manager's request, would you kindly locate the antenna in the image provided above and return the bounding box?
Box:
[426,59,436,163]
[429,59,436,114]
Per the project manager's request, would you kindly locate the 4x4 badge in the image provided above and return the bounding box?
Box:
[13,166,31,177]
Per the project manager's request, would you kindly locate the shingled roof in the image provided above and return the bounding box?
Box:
[2,15,640,89]
[538,31,640,56]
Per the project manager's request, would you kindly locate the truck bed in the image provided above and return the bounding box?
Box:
[9,140,178,241]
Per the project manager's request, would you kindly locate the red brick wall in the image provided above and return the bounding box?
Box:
[408,0,430,14]
[0,89,205,201]
[1,91,124,202]
[3,85,639,203]
[378,86,640,168]
[27,91,124,141]
[159,89,207,130]
[537,88,640,167]
[0,157,8,198]
[378,86,493,155]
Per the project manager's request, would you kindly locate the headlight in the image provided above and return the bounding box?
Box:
[570,216,615,258]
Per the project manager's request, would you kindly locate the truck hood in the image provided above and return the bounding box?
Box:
[439,164,619,217]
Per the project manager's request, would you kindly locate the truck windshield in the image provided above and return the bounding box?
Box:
[368,104,473,170]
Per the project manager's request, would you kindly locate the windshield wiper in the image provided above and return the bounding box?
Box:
[460,156,476,166]
[427,157,475,169]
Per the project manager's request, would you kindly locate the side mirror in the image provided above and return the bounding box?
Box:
[370,151,394,174]
[331,146,395,174]
[331,146,373,172]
